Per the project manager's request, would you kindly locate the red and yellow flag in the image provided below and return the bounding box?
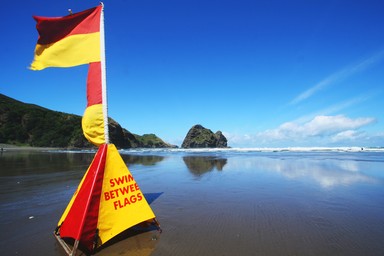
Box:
[30,5,107,146]
[30,6,102,70]
[82,61,106,146]
[31,5,160,255]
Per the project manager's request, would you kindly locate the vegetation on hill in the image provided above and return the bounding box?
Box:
[0,94,176,149]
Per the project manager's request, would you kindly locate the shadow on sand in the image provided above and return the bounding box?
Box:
[93,193,164,255]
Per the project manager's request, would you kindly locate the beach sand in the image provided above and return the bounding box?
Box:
[0,149,383,255]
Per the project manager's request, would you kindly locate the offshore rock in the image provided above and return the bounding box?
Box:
[181,124,228,148]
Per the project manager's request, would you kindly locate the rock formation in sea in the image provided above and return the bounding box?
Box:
[181,124,228,148]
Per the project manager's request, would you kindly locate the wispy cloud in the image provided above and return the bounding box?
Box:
[293,93,375,123]
[290,50,384,105]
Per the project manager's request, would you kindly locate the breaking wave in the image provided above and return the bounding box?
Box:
[121,146,384,153]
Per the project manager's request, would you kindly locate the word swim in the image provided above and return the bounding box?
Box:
[109,174,134,187]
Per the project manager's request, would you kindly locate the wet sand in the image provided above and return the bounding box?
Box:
[0,149,383,255]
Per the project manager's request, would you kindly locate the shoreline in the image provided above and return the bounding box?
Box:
[1,144,383,153]
[0,144,74,152]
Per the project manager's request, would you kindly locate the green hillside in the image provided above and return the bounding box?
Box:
[0,94,176,149]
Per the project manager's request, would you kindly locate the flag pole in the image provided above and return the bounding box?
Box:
[100,2,109,144]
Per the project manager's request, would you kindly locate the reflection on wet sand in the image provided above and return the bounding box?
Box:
[0,150,94,176]
[94,224,160,256]
[1,150,383,255]
[228,155,379,188]
[121,155,165,166]
[183,156,227,176]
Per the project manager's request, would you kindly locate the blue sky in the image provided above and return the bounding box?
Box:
[1,0,384,147]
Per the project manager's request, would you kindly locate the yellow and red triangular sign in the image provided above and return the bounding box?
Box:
[55,144,159,254]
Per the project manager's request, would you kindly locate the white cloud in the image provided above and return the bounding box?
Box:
[226,115,377,147]
[261,115,375,140]
[331,130,361,143]
[290,50,384,105]
[304,115,374,135]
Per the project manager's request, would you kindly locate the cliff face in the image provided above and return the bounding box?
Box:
[0,93,177,149]
[181,124,228,148]
[109,119,177,148]
[109,118,139,148]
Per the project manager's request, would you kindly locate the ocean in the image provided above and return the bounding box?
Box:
[0,147,383,255]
